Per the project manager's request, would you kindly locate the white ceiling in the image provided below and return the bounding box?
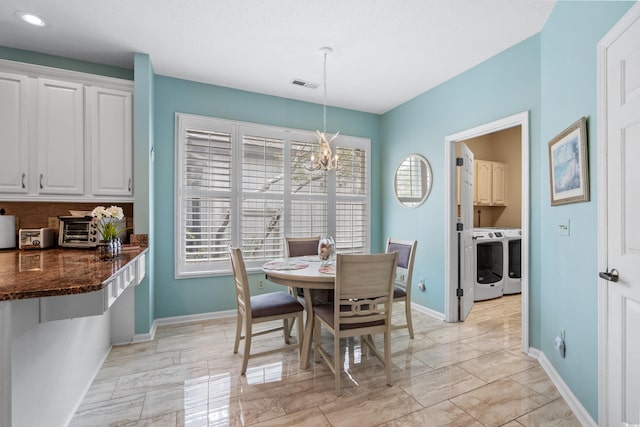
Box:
[0,0,555,114]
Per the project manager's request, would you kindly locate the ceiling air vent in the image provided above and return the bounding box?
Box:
[291,79,319,89]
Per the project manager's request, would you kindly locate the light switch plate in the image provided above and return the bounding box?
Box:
[558,219,570,236]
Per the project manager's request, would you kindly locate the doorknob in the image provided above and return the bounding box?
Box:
[599,269,619,282]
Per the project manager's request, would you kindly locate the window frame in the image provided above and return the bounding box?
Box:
[175,113,371,278]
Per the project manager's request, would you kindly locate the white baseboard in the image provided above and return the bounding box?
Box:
[132,309,236,343]
[528,347,597,427]
[411,302,445,321]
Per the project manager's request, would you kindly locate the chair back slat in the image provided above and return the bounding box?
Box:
[386,238,417,290]
[229,245,251,314]
[334,253,397,324]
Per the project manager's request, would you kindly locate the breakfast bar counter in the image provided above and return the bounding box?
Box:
[0,247,147,301]
[0,247,148,427]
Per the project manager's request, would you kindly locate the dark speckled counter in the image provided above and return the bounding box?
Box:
[0,247,148,301]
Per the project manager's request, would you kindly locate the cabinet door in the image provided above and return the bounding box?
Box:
[87,87,133,196]
[37,78,84,195]
[492,162,506,205]
[475,160,492,205]
[0,72,28,193]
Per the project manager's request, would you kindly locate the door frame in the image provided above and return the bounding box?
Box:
[444,111,530,352]
[597,4,640,424]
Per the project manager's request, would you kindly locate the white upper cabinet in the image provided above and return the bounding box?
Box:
[87,87,133,196]
[37,78,85,195]
[0,72,29,194]
[0,60,133,201]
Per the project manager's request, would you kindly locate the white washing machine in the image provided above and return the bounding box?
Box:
[501,228,522,295]
[472,228,504,301]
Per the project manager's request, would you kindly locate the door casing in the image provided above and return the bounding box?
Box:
[443,111,530,353]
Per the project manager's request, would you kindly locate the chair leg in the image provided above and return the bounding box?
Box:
[233,312,242,354]
[296,312,304,355]
[283,318,291,344]
[405,300,414,339]
[241,323,252,375]
[314,318,322,364]
[384,331,392,387]
[334,334,341,395]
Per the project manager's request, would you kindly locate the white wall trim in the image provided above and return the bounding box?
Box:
[444,111,530,353]
[0,59,133,91]
[132,309,237,343]
[411,302,445,322]
[596,3,640,425]
[529,347,597,427]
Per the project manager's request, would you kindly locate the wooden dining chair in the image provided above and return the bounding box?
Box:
[228,245,304,375]
[313,252,398,395]
[386,238,418,338]
[285,235,321,258]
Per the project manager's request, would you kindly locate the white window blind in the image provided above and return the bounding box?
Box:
[175,113,370,277]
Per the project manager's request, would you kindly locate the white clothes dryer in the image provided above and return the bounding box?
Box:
[472,228,504,301]
[501,228,522,295]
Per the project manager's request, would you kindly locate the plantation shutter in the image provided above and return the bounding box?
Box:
[335,145,368,254]
[183,128,232,266]
[240,129,285,263]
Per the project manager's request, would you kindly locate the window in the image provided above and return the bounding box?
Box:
[175,113,370,277]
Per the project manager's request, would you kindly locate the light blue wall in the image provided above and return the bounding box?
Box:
[380,35,542,314]
[380,0,634,421]
[152,75,380,318]
[0,46,133,80]
[539,1,634,419]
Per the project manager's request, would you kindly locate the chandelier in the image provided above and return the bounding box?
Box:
[306,47,339,171]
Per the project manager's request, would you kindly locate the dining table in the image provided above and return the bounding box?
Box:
[262,256,335,369]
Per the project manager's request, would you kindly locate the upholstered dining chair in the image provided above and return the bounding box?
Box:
[285,235,321,258]
[284,235,332,302]
[386,238,418,338]
[313,252,398,395]
[228,245,304,375]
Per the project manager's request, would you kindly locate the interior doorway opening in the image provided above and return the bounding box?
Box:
[444,111,530,353]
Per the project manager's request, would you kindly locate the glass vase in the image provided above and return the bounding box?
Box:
[96,239,117,261]
[318,235,335,266]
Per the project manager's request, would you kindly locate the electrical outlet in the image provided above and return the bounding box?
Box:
[257,280,264,289]
[418,278,426,292]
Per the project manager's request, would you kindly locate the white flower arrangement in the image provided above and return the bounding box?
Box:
[91,205,125,241]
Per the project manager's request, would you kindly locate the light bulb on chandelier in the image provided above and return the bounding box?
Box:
[306,47,339,171]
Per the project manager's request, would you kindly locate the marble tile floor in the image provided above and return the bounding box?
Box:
[70,295,581,426]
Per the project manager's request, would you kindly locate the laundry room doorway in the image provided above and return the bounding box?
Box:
[444,111,530,353]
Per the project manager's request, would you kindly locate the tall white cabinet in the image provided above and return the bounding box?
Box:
[0,72,28,194]
[0,60,134,202]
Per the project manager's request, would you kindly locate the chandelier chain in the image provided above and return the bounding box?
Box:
[323,51,327,134]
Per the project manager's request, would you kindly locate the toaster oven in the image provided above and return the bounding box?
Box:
[58,216,99,248]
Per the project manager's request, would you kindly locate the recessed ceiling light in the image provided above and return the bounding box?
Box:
[16,11,47,27]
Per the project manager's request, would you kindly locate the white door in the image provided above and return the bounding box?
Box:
[459,142,474,321]
[600,5,640,426]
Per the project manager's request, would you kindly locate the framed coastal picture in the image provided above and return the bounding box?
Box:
[548,117,589,206]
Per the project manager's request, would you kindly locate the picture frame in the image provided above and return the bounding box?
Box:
[548,117,589,206]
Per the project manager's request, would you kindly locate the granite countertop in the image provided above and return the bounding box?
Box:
[0,247,148,301]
